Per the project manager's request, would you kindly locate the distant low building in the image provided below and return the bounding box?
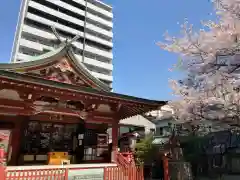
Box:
[119,115,156,134]
[107,114,156,144]
[145,105,177,137]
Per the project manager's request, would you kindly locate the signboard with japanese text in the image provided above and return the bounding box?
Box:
[68,168,104,180]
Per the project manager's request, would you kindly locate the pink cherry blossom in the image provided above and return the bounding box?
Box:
[159,0,240,126]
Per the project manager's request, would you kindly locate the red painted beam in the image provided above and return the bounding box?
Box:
[0,107,33,116]
[0,77,163,107]
[0,98,30,108]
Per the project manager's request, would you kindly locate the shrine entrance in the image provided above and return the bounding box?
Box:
[3,115,111,166]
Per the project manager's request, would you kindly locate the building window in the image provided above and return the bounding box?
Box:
[159,127,163,136]
[150,128,155,134]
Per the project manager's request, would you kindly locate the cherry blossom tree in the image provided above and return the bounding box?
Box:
[159,0,240,127]
[160,0,240,75]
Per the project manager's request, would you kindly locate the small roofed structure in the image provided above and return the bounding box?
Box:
[0,43,166,168]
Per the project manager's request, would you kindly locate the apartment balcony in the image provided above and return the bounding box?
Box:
[74,0,113,18]
[86,13,112,29]
[17,53,33,62]
[21,22,113,59]
[90,71,113,82]
[44,0,113,28]
[29,1,112,38]
[22,23,113,48]
[75,54,113,71]
[85,23,113,37]
[22,24,63,41]
[19,39,54,53]
[79,43,113,59]
[70,41,113,59]
[17,52,113,72]
[19,36,113,60]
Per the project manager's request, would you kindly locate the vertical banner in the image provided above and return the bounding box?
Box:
[0,130,11,165]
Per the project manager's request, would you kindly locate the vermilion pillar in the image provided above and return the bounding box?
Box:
[163,155,170,180]
[0,166,5,179]
[0,147,5,179]
[9,120,22,165]
[111,121,119,162]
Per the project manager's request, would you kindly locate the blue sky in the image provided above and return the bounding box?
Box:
[0,0,214,101]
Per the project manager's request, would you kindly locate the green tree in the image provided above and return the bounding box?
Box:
[134,134,154,166]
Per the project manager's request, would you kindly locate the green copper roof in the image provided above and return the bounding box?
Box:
[0,45,111,91]
[28,46,65,62]
[0,46,66,70]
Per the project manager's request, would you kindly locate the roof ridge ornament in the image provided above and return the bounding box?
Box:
[51,26,80,48]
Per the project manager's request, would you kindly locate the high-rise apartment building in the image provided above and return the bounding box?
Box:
[11,0,113,87]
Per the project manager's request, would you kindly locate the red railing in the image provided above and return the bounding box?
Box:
[104,166,128,180]
[0,166,144,180]
[116,152,144,180]
[0,151,143,180]
[104,166,144,180]
[4,168,67,179]
[117,152,131,167]
[121,152,135,165]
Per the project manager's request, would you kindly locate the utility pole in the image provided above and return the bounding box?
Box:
[82,0,88,63]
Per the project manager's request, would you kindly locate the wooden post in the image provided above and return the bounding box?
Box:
[111,121,119,162]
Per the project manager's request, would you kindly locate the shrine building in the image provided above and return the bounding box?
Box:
[0,43,166,168]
